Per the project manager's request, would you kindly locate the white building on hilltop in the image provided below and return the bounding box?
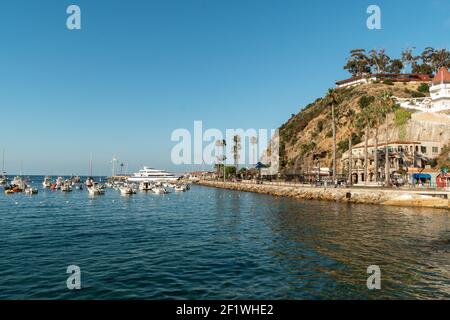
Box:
[396,66,450,113]
[429,66,450,112]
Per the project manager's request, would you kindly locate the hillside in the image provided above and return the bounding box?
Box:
[277,82,450,175]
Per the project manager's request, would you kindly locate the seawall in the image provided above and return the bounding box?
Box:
[195,180,450,210]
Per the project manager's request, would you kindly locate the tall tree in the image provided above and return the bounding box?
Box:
[325,89,342,185]
[431,49,450,71]
[401,47,420,73]
[387,59,404,74]
[341,108,357,185]
[232,135,241,177]
[379,91,396,186]
[357,104,375,184]
[344,49,371,77]
[369,49,391,74]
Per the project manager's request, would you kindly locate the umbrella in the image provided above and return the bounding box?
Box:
[255,162,268,169]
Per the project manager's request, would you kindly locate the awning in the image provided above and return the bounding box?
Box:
[413,173,431,179]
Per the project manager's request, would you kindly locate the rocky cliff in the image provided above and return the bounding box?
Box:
[277,82,450,175]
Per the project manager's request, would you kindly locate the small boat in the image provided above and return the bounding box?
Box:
[139,181,153,191]
[119,185,134,195]
[12,176,23,186]
[25,187,38,195]
[0,173,7,186]
[88,183,105,196]
[174,184,187,192]
[55,177,63,189]
[42,176,52,188]
[153,186,168,194]
[61,185,72,192]
[85,177,94,188]
[4,186,22,194]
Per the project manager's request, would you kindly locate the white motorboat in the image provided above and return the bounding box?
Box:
[25,187,38,195]
[42,176,52,188]
[0,151,6,186]
[174,184,187,192]
[61,181,72,192]
[11,176,27,190]
[153,186,168,194]
[0,174,7,186]
[55,177,64,189]
[88,183,105,196]
[128,166,179,183]
[85,177,94,188]
[119,185,134,195]
[139,181,154,191]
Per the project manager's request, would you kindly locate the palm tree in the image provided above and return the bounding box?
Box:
[368,97,386,183]
[326,89,341,185]
[232,135,241,177]
[250,136,258,165]
[379,91,396,186]
[357,107,373,184]
[215,139,227,182]
[341,108,357,185]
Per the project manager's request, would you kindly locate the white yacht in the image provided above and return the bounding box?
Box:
[128,166,179,182]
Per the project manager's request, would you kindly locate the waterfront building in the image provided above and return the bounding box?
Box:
[341,140,444,184]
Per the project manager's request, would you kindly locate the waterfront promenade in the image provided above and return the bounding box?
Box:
[196,180,450,210]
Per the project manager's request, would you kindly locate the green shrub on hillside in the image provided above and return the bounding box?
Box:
[411,91,426,98]
[417,83,430,93]
[337,134,362,153]
[358,95,375,109]
[383,79,394,85]
[395,108,412,140]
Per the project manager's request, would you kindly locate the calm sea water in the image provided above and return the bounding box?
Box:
[0,176,450,299]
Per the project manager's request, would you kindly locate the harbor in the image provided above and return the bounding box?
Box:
[1,181,449,299]
[0,166,191,197]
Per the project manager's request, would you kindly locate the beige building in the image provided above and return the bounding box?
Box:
[341,140,444,184]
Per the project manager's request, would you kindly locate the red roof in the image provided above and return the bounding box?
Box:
[432,67,450,85]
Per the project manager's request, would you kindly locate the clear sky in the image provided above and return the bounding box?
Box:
[1,0,449,175]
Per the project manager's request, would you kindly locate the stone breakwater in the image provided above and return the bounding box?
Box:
[196,180,450,210]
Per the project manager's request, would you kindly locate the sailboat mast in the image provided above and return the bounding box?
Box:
[89,153,93,177]
[1,149,4,173]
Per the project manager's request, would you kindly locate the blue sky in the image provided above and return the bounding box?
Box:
[1,0,450,175]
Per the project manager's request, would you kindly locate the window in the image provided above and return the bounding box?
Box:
[432,147,439,153]
[421,146,427,154]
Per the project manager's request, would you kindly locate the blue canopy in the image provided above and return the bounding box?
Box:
[255,162,268,169]
[413,173,431,179]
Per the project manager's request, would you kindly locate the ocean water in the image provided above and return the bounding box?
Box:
[0,176,450,299]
